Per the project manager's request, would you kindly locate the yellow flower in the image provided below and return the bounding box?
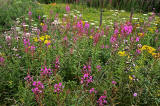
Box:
[82,20,85,25]
[138,33,143,37]
[129,75,133,80]
[45,35,51,39]
[148,28,154,33]
[118,51,127,56]
[44,40,51,45]
[137,24,140,27]
[89,36,93,39]
[33,37,38,42]
[40,23,44,26]
[40,36,45,41]
[141,45,156,54]
[152,53,160,58]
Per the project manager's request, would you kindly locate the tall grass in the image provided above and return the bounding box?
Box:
[59,0,160,12]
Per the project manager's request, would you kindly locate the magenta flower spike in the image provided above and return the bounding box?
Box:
[97,95,107,106]
[66,5,70,13]
[54,82,64,93]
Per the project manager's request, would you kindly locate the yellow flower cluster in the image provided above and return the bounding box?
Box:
[141,45,156,54]
[152,53,160,59]
[40,23,44,26]
[33,35,51,45]
[141,45,160,59]
[89,35,93,39]
[129,75,133,80]
[138,33,144,37]
[118,51,127,56]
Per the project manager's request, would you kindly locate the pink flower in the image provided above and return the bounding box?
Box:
[97,95,107,106]
[136,49,141,54]
[32,81,44,94]
[114,29,119,35]
[66,5,70,13]
[0,57,5,65]
[105,45,109,49]
[101,44,104,49]
[121,22,133,36]
[96,65,101,71]
[23,38,30,47]
[24,74,33,82]
[110,36,117,44]
[28,11,32,16]
[40,66,52,76]
[63,36,68,41]
[6,36,11,41]
[30,45,35,51]
[89,88,97,94]
[54,82,64,93]
[133,93,137,97]
[81,65,91,74]
[84,22,90,29]
[136,37,140,42]
[112,81,117,85]
[55,57,60,69]
[42,24,48,32]
[80,73,93,86]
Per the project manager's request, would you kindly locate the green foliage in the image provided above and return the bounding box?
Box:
[60,0,160,13]
[0,0,43,32]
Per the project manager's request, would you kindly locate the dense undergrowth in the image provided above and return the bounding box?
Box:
[0,2,160,106]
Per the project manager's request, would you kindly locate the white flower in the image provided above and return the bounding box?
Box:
[120,10,125,12]
[91,23,95,25]
[133,18,138,20]
[63,14,68,17]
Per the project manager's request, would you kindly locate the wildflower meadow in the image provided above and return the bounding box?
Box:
[0,0,160,105]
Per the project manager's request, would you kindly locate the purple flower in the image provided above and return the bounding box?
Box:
[89,88,97,94]
[32,81,44,94]
[96,65,101,71]
[112,81,117,85]
[28,11,32,16]
[97,95,107,106]
[55,57,60,69]
[84,22,90,29]
[81,65,91,74]
[40,66,52,76]
[30,45,36,51]
[23,38,30,47]
[63,36,68,41]
[136,49,141,54]
[80,73,93,86]
[0,57,5,64]
[121,22,133,36]
[110,36,117,44]
[133,93,137,97]
[24,74,33,82]
[66,5,70,13]
[114,29,119,35]
[6,36,11,41]
[42,24,48,32]
[101,45,104,49]
[54,82,64,93]
[136,37,140,42]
